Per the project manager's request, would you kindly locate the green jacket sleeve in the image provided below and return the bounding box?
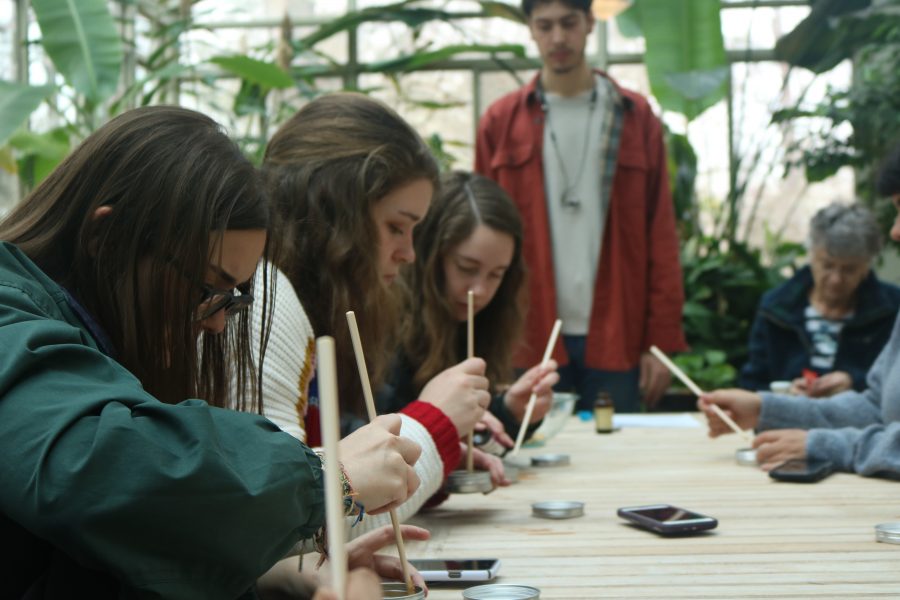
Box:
[0,278,324,599]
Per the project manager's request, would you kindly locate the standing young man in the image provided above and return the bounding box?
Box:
[475,0,687,412]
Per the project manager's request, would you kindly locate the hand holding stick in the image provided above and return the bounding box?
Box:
[510,318,563,456]
[648,345,753,443]
[346,311,415,594]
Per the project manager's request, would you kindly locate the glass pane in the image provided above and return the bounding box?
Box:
[193,0,349,21]
[686,59,854,248]
[479,69,532,114]
[721,5,810,52]
[0,2,15,215]
[607,16,645,55]
[363,71,475,169]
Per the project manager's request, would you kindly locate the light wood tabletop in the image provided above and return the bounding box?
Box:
[404,414,900,599]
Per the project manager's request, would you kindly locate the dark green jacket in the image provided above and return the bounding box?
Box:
[0,243,324,599]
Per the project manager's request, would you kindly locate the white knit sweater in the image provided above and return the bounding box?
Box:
[249,267,449,538]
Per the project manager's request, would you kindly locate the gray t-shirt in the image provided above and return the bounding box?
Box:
[542,79,608,335]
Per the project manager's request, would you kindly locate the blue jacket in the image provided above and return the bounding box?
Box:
[738,266,900,392]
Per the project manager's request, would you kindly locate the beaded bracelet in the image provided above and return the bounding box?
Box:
[314,449,365,523]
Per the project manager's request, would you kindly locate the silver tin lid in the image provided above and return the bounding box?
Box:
[503,455,531,470]
[447,469,494,494]
[735,447,758,466]
[462,584,541,599]
[530,453,570,467]
[503,463,520,484]
[381,582,426,599]
[875,522,900,544]
[532,500,585,519]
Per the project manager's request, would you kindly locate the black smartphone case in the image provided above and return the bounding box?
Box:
[769,460,834,483]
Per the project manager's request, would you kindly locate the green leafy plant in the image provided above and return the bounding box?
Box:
[2,0,200,189]
[772,1,900,219]
[206,0,527,161]
[676,233,806,389]
[617,0,729,120]
[672,350,735,393]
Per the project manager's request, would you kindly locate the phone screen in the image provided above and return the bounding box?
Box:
[409,559,497,571]
[628,506,706,522]
[618,504,717,535]
[409,559,500,582]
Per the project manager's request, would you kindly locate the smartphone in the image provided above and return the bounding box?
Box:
[617,504,718,535]
[769,459,833,483]
[407,559,500,582]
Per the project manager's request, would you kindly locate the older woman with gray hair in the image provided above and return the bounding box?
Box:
[738,202,900,397]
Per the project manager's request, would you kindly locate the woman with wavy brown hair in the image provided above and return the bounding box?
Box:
[258,93,496,533]
[385,171,558,444]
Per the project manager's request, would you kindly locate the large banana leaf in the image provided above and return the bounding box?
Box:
[0,146,16,174]
[366,43,525,73]
[31,0,123,106]
[8,128,71,187]
[622,0,728,121]
[210,56,294,90]
[0,81,54,147]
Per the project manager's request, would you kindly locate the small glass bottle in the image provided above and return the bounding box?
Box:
[593,392,615,433]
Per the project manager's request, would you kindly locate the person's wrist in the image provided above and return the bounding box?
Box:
[504,393,525,422]
[314,449,364,522]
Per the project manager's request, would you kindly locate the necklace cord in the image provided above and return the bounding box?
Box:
[537,77,598,210]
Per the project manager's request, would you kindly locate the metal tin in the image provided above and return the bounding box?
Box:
[532,500,585,519]
[503,454,531,471]
[474,429,508,456]
[381,582,426,599]
[503,455,530,470]
[875,522,900,545]
[503,462,520,484]
[447,469,493,493]
[462,584,541,599]
[531,453,570,467]
[735,447,758,466]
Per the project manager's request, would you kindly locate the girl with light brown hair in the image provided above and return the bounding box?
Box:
[384,171,558,444]
[256,93,495,534]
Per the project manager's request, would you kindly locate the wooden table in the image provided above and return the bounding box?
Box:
[405,415,900,599]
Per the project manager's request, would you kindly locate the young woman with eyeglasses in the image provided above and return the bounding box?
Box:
[0,106,420,599]
[253,93,497,535]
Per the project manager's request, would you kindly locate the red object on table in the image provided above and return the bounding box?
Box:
[802,369,819,389]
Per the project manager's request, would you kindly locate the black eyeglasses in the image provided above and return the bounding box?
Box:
[196,284,254,321]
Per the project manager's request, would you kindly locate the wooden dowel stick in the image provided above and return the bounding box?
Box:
[511,318,563,456]
[346,312,378,421]
[345,311,414,594]
[649,345,753,442]
[316,336,347,600]
[466,290,475,472]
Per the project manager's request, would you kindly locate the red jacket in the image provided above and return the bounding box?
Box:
[475,71,687,371]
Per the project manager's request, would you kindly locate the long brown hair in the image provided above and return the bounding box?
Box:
[264,93,439,415]
[0,106,270,410]
[401,171,527,393]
